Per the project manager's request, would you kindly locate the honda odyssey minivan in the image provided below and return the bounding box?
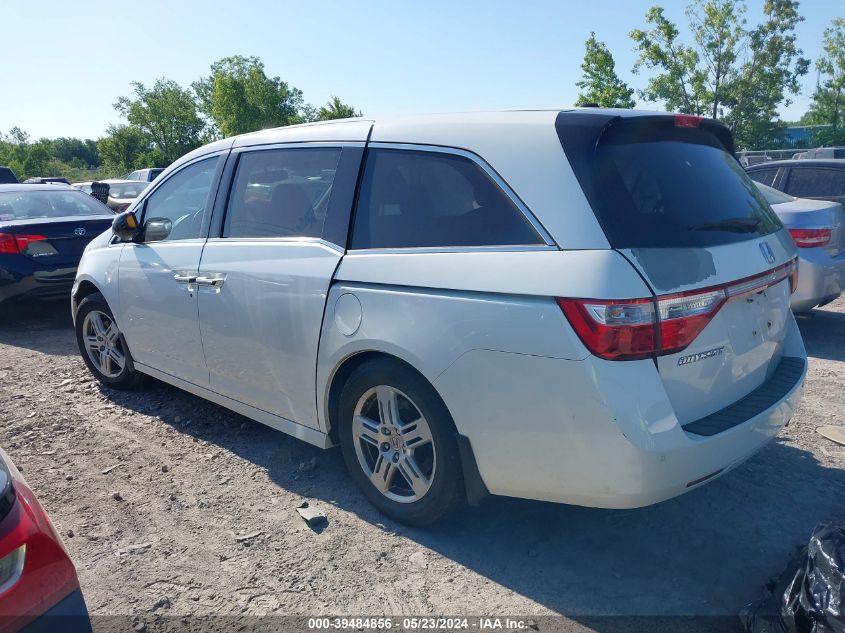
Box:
[71,109,807,525]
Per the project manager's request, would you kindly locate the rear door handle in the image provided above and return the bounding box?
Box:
[195,274,226,287]
[173,273,197,283]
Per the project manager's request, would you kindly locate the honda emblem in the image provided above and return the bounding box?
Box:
[759,241,775,265]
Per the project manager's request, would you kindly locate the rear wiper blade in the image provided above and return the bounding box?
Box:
[690,217,762,233]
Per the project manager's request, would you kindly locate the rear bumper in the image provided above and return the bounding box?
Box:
[791,247,845,312]
[0,265,76,304]
[435,313,807,508]
[18,589,91,633]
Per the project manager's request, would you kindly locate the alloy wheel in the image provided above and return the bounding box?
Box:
[351,385,436,503]
[81,310,126,379]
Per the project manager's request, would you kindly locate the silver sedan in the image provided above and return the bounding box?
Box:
[758,182,845,312]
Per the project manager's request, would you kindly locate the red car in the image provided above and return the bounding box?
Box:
[0,447,90,633]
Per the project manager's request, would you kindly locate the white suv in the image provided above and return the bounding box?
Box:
[72,110,807,525]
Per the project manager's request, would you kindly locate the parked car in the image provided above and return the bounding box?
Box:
[72,180,148,213]
[72,110,806,525]
[747,159,845,206]
[0,167,18,185]
[124,168,163,183]
[0,184,115,305]
[22,177,71,185]
[0,446,91,632]
[800,147,845,159]
[756,182,845,312]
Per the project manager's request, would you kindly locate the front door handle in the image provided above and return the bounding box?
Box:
[173,273,197,283]
[195,274,226,288]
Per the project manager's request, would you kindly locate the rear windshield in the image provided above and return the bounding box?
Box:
[557,115,782,249]
[0,190,113,221]
[107,182,147,199]
[755,182,794,205]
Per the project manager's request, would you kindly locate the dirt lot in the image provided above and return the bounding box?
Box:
[0,297,844,632]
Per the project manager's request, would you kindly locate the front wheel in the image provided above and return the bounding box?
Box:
[74,293,142,389]
[338,359,465,526]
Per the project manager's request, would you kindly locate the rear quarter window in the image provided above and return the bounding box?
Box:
[350,149,542,249]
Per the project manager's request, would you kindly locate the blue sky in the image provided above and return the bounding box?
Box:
[2,0,840,140]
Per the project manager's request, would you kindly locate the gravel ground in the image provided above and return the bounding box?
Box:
[0,297,844,632]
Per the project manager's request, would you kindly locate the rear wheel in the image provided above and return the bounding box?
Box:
[338,359,464,525]
[74,293,142,389]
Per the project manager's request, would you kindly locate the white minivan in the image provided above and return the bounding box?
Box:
[72,110,806,525]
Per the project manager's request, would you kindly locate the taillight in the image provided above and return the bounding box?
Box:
[0,232,48,254]
[557,298,656,360]
[788,228,832,248]
[674,114,703,128]
[559,259,798,361]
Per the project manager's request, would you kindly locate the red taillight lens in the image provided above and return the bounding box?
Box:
[0,233,17,254]
[0,233,47,254]
[675,114,703,128]
[559,259,798,361]
[655,290,726,355]
[557,298,657,360]
[788,228,832,248]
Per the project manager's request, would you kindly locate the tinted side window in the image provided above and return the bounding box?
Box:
[350,149,541,249]
[142,157,219,241]
[748,168,778,187]
[786,168,845,198]
[223,148,341,239]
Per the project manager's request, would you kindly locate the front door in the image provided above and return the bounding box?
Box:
[197,145,359,428]
[117,155,223,386]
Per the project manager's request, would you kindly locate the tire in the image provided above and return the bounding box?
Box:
[74,292,142,389]
[338,358,465,526]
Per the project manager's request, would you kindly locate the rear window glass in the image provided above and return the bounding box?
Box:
[0,190,113,220]
[786,168,845,198]
[107,182,147,199]
[755,182,794,205]
[748,168,778,187]
[557,116,782,248]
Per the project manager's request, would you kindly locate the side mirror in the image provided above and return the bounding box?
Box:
[142,217,172,242]
[112,211,141,242]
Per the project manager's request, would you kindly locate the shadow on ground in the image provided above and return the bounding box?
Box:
[0,299,74,356]
[3,298,844,627]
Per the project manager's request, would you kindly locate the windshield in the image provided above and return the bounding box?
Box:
[107,182,147,199]
[0,190,113,220]
[755,182,795,205]
[557,115,783,249]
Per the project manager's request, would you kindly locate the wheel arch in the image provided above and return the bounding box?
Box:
[324,350,429,445]
[323,348,490,505]
[71,278,103,323]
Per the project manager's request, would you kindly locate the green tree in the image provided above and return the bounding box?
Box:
[576,33,635,108]
[51,137,100,167]
[316,95,362,120]
[97,124,151,174]
[630,0,809,148]
[804,18,845,132]
[194,55,304,137]
[115,79,205,164]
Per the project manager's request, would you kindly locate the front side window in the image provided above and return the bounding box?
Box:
[786,168,845,198]
[223,148,341,239]
[350,149,542,249]
[141,157,219,241]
